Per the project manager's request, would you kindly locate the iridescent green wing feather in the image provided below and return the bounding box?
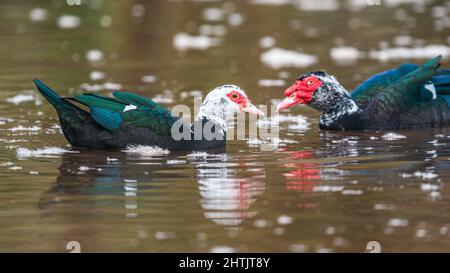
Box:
[69,92,179,136]
[362,55,441,118]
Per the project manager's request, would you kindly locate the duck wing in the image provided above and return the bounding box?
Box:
[65,91,180,136]
[359,56,443,120]
[351,63,419,108]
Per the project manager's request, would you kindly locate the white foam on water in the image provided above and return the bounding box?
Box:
[228,13,244,26]
[277,215,293,225]
[152,90,174,104]
[258,79,286,87]
[388,218,409,227]
[394,35,413,46]
[78,166,93,171]
[369,45,450,62]
[250,0,291,5]
[259,36,276,48]
[57,15,81,29]
[141,75,157,83]
[0,117,14,125]
[202,7,224,21]
[80,82,122,91]
[381,132,407,140]
[29,8,48,22]
[313,185,344,192]
[198,24,227,36]
[384,0,429,7]
[173,33,221,51]
[268,137,298,146]
[421,183,439,191]
[414,171,438,180]
[90,71,105,81]
[122,145,170,157]
[187,152,209,159]
[295,0,339,11]
[166,160,186,165]
[131,4,146,18]
[260,47,317,69]
[247,138,265,146]
[86,49,104,62]
[16,147,77,158]
[209,246,236,253]
[100,15,113,27]
[341,189,363,195]
[103,82,122,90]
[6,91,37,105]
[330,47,362,63]
[7,126,41,132]
[258,114,309,132]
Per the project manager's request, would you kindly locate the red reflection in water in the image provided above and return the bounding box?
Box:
[283,151,320,193]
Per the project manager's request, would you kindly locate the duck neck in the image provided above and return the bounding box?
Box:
[317,85,361,127]
[194,97,228,138]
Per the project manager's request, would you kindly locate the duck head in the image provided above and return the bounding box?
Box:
[196,85,264,130]
[198,85,264,117]
[277,71,352,113]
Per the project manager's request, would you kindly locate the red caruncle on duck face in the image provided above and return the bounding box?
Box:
[277,75,323,111]
[226,90,264,116]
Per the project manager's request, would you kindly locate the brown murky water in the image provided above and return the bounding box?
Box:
[1,0,450,252]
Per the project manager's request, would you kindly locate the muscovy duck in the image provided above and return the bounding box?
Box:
[34,80,263,150]
[277,55,450,130]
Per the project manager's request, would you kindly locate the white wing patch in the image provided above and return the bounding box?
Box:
[425,82,437,100]
[123,104,137,112]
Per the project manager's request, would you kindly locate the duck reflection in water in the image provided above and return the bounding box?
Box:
[38,150,266,227]
[283,150,320,193]
[193,154,266,227]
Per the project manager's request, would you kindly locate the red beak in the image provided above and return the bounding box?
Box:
[276,96,302,111]
[276,83,303,111]
[241,100,265,116]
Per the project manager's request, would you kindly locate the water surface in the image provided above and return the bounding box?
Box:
[1,0,450,252]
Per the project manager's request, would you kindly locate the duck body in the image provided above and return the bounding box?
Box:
[278,56,450,131]
[34,80,261,150]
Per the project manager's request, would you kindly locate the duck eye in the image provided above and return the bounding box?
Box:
[231,93,239,99]
[307,80,314,86]
[290,93,296,98]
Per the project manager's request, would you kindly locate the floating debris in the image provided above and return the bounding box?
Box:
[16,147,77,158]
[259,36,276,48]
[131,4,146,18]
[99,15,112,27]
[369,45,450,62]
[381,132,407,140]
[202,7,224,22]
[388,218,409,227]
[277,215,293,225]
[330,47,362,64]
[57,15,81,29]
[122,145,169,157]
[86,49,104,62]
[199,24,227,36]
[414,171,438,180]
[258,79,286,87]
[6,90,41,105]
[173,33,221,51]
[295,0,339,11]
[141,75,157,83]
[260,47,317,69]
[209,246,235,253]
[29,8,48,22]
[7,126,41,132]
[228,13,244,26]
